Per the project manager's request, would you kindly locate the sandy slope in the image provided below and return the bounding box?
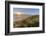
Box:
[13,15,39,27]
[13,14,30,21]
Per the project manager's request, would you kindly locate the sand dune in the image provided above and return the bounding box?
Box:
[13,14,30,21]
[13,15,39,28]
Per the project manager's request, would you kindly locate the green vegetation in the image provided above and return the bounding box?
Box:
[13,15,39,28]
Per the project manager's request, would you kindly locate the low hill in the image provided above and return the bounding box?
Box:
[13,15,39,28]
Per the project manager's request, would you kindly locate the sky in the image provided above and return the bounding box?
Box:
[13,8,39,15]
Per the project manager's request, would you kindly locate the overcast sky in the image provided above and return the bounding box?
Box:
[13,8,39,15]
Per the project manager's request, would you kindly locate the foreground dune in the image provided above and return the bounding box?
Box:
[13,15,39,28]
